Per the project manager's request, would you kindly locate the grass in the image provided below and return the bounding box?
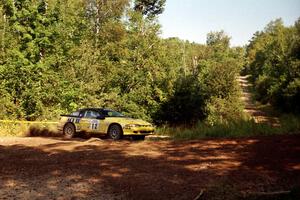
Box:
[157,114,300,140]
[0,120,59,137]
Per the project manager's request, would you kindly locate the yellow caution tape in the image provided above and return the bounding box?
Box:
[0,120,58,124]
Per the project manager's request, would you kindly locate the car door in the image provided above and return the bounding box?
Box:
[80,110,103,133]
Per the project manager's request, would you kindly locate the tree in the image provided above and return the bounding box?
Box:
[134,0,166,18]
[246,18,300,113]
[206,30,230,49]
[0,0,62,119]
[0,0,245,125]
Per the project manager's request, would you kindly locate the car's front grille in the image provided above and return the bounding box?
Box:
[141,131,153,133]
[134,130,153,134]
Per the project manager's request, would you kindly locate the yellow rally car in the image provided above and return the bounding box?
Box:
[58,108,155,140]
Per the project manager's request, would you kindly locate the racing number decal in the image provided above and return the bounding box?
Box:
[90,119,99,130]
[68,118,81,123]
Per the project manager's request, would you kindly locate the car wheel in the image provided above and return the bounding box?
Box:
[63,123,75,138]
[132,135,145,140]
[108,124,123,140]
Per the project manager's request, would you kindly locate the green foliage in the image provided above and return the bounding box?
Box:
[154,31,244,125]
[0,0,68,120]
[134,0,166,18]
[0,0,243,128]
[1,1,299,141]
[157,114,300,140]
[157,75,206,124]
[206,30,230,51]
[205,94,244,125]
[246,18,300,113]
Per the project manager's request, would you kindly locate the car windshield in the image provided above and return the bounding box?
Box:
[103,110,125,117]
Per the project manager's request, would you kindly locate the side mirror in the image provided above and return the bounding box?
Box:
[96,115,105,120]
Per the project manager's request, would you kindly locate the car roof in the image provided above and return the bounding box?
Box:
[77,108,112,112]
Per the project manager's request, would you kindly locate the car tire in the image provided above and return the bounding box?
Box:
[132,135,145,140]
[63,123,75,138]
[108,124,123,140]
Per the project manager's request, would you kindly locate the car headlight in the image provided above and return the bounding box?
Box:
[124,124,140,129]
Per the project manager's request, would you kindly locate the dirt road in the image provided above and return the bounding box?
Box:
[239,75,280,125]
[1,135,299,199]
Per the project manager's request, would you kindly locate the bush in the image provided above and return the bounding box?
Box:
[205,95,244,125]
[156,75,206,125]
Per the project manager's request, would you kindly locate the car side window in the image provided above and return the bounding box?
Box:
[84,110,100,118]
[71,111,79,117]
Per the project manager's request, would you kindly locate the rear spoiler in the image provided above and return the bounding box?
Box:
[60,114,79,117]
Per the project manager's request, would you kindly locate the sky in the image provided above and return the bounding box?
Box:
[158,0,300,46]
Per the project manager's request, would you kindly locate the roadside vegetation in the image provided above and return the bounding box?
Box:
[0,0,299,138]
[0,121,58,137]
[244,19,300,114]
[157,114,300,140]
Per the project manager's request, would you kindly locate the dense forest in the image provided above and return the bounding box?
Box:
[0,0,299,126]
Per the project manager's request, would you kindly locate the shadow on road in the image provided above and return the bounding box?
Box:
[0,135,299,199]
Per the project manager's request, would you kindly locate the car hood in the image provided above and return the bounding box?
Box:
[107,117,152,126]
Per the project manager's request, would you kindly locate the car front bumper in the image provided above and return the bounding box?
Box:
[123,126,155,136]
